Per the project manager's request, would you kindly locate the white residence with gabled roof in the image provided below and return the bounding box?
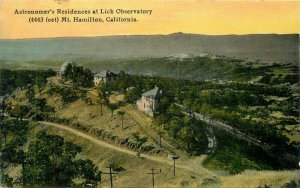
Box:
[93,69,117,86]
[136,86,162,117]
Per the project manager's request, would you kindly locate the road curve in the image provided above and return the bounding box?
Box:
[38,121,204,173]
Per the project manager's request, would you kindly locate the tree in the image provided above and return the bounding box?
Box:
[131,132,147,147]
[107,103,118,117]
[0,97,7,113]
[11,105,29,121]
[116,71,129,93]
[76,159,101,186]
[98,85,110,105]
[124,87,141,103]
[178,126,193,152]
[33,98,47,112]
[117,111,125,130]
[97,98,106,115]
[14,71,31,89]
[80,68,94,87]
[63,65,93,87]
[0,174,13,187]
[34,73,46,94]
[157,96,172,114]
[32,98,54,119]
[156,125,165,147]
[26,87,35,103]
[23,132,101,187]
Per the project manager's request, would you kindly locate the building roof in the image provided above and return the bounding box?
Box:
[142,86,162,99]
[94,70,116,78]
[60,61,76,75]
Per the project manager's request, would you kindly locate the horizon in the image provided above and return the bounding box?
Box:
[0,32,298,41]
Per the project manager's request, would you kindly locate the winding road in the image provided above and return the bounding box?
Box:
[176,104,299,164]
[176,103,263,147]
[37,121,215,176]
[2,77,219,177]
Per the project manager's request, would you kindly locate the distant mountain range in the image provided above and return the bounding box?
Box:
[0,33,298,64]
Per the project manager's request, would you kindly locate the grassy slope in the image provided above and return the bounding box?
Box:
[5,81,299,187]
[219,170,300,188]
[38,124,203,187]
[40,124,300,188]
[6,120,299,188]
[34,123,299,188]
[43,88,163,150]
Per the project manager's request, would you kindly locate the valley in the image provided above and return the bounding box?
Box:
[0,55,299,187]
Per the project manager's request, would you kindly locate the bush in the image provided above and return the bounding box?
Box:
[0,174,13,187]
[130,132,147,147]
[201,176,221,187]
[282,180,300,188]
[110,163,126,172]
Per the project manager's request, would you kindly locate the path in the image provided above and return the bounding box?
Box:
[48,77,185,157]
[34,77,216,173]
[48,77,180,156]
[176,103,263,147]
[205,125,217,154]
[176,104,217,154]
[37,121,214,176]
[122,105,179,152]
[97,93,185,157]
[176,104,299,164]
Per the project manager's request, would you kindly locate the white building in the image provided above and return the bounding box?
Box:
[93,70,117,86]
[136,86,162,117]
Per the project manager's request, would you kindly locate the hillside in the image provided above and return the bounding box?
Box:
[0,33,298,64]
[4,82,299,187]
[42,124,300,188]
[1,61,299,187]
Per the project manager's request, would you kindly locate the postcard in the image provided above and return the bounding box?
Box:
[0,0,299,187]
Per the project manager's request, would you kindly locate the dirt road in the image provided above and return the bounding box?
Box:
[43,77,216,175]
[38,121,215,176]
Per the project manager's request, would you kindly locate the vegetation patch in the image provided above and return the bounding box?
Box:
[0,120,101,187]
[201,176,221,187]
[202,127,293,174]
